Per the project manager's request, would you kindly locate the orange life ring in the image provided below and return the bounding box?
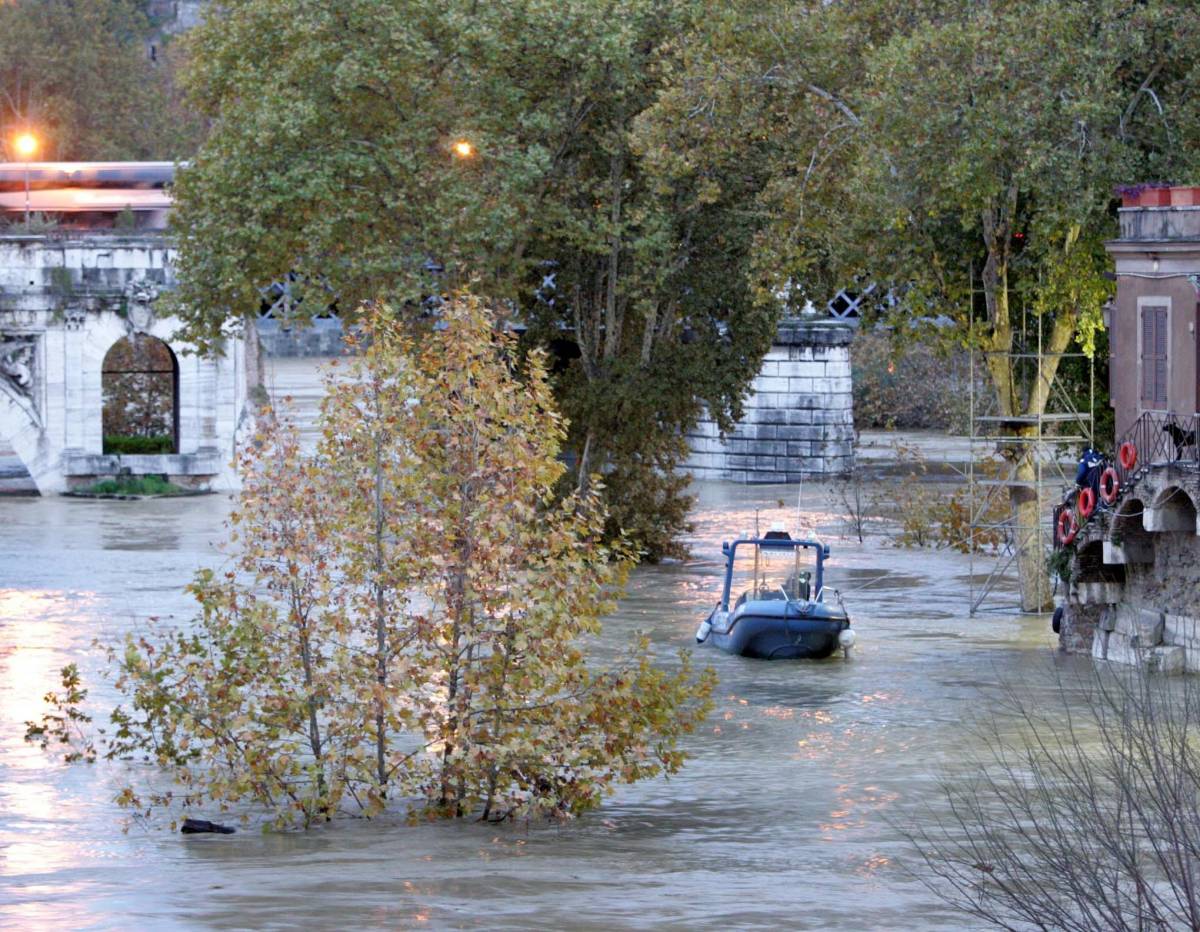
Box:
[1119,441,1138,471]
[1078,486,1096,519]
[1099,466,1119,504]
[1057,508,1078,546]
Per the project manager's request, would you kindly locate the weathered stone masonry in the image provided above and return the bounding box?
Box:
[1063,468,1200,675]
[683,318,855,482]
[0,233,252,493]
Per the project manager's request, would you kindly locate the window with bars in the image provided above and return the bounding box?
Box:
[1141,303,1169,409]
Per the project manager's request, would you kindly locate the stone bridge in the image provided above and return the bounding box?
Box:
[0,233,252,493]
[1064,465,1200,673]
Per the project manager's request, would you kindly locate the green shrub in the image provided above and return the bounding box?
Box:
[852,330,986,433]
[82,475,182,495]
[103,434,173,454]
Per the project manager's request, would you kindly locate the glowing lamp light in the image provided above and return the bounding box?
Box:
[14,133,37,158]
[452,139,474,159]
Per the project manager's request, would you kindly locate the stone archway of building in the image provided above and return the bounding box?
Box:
[100,335,179,455]
[1146,486,1199,535]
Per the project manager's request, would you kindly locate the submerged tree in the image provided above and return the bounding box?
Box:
[98,298,712,828]
[913,663,1200,930]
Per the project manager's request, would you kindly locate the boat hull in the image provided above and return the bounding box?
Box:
[704,604,850,660]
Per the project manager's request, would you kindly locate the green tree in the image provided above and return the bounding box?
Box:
[169,0,779,560]
[0,0,199,160]
[95,298,711,828]
[650,0,1200,609]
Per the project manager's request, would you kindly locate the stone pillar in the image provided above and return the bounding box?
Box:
[1059,601,1104,655]
[683,318,855,483]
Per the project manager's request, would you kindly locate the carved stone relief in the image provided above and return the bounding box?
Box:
[0,335,36,398]
[63,307,88,330]
[124,278,160,335]
[0,333,40,425]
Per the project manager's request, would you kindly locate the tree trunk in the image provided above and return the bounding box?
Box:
[1010,446,1053,612]
[602,149,624,363]
[371,390,389,792]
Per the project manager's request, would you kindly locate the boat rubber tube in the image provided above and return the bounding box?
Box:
[1099,466,1120,504]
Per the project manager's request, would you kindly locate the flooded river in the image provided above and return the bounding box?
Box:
[0,478,1083,930]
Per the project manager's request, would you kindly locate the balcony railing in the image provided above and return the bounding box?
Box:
[1054,410,1199,547]
[1113,411,1200,488]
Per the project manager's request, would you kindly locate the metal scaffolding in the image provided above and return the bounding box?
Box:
[967,299,1095,616]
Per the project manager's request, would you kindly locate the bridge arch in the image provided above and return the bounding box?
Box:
[1113,497,1147,534]
[0,232,250,494]
[1145,485,1200,535]
[100,334,180,454]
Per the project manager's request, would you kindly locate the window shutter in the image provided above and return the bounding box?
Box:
[1142,310,1155,403]
[1154,307,1169,406]
[1141,305,1170,408]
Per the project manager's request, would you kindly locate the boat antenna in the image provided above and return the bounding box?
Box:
[754,509,760,597]
[793,529,801,591]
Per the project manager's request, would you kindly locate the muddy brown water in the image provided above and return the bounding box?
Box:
[0,481,1088,930]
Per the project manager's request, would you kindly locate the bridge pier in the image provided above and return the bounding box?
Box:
[0,234,253,494]
[683,318,855,482]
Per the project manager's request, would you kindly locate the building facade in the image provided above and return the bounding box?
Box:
[1058,187,1200,671]
[1107,190,1200,437]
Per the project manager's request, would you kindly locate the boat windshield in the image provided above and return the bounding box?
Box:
[730,541,816,609]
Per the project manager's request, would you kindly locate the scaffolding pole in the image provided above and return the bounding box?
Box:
[967,281,1094,616]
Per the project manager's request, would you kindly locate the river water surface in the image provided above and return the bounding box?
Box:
[0,477,1086,930]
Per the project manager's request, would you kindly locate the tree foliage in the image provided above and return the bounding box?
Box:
[169,0,780,560]
[0,0,200,160]
[647,0,1200,607]
[96,298,712,828]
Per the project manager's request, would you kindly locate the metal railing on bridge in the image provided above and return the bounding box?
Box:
[1054,410,1200,547]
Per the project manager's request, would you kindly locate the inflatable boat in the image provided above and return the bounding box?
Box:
[695,529,853,660]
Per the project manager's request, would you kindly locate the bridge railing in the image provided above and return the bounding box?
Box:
[1054,410,1199,547]
[1113,411,1200,490]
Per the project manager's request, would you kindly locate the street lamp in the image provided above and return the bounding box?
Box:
[14,132,37,226]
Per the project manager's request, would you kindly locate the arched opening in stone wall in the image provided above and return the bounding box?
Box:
[101,335,178,454]
[1113,498,1150,537]
[1152,486,1198,534]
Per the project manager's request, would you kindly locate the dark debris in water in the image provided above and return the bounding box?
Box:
[181,818,236,835]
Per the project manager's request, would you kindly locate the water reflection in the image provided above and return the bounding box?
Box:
[0,482,1076,929]
[0,588,104,929]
